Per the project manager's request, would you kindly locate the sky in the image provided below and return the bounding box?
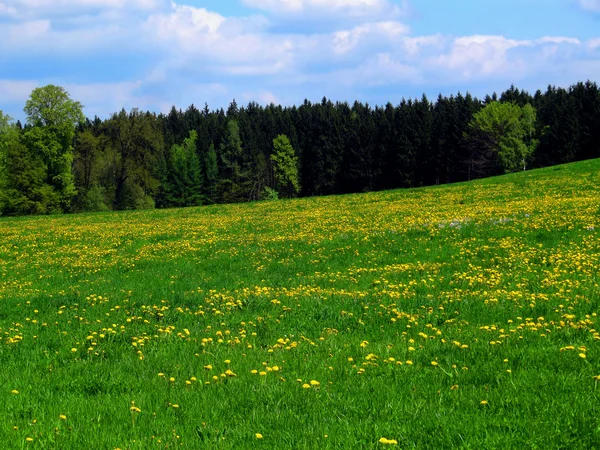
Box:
[0,0,599,120]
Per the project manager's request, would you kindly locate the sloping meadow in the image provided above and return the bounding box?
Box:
[0,159,599,448]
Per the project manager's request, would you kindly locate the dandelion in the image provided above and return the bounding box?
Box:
[169,377,175,382]
[172,404,179,408]
[480,400,488,406]
[204,365,213,370]
[71,348,77,353]
[379,437,398,445]
[255,433,263,439]
[158,373,165,377]
[11,390,19,395]
[259,371,267,376]
[579,353,587,359]
[59,414,67,420]
[431,361,438,366]
[25,437,33,442]
[310,380,320,386]
[302,383,311,389]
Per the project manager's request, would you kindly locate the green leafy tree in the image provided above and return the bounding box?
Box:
[0,111,14,212]
[271,134,300,197]
[168,130,203,207]
[465,101,538,175]
[23,85,84,211]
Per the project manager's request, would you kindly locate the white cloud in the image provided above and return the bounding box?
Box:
[243,0,401,16]
[0,0,598,120]
[333,21,409,54]
[0,0,166,18]
[579,0,600,12]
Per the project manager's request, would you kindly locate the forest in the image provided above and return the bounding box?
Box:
[0,80,599,216]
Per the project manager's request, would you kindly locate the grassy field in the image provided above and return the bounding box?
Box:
[1,159,599,449]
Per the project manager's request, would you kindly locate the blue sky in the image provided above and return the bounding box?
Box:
[0,0,599,120]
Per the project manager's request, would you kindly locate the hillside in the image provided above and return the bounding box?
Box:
[0,159,599,448]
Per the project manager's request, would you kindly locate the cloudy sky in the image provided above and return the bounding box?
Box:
[1,0,599,120]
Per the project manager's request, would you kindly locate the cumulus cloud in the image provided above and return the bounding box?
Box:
[242,0,402,17]
[0,0,598,119]
[0,0,167,18]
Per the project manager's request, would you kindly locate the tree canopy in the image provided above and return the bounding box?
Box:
[1,80,599,216]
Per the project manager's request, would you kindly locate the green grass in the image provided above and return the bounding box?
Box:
[1,159,600,449]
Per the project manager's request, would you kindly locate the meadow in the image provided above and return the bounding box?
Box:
[0,159,599,449]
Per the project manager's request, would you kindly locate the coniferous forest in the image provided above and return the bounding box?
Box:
[0,80,599,216]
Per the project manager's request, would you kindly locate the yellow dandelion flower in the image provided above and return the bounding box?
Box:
[158,373,165,377]
[25,437,33,442]
[310,380,320,386]
[255,433,263,439]
[169,377,175,382]
[259,371,267,376]
[379,437,398,445]
[11,390,19,395]
[204,365,213,370]
[431,361,438,366]
[480,400,488,406]
[59,414,67,420]
[579,353,587,359]
[302,383,311,389]
[71,348,77,353]
[172,404,179,409]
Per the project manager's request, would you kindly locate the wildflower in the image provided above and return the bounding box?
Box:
[25,437,33,442]
[204,365,213,370]
[310,380,320,386]
[255,433,263,439]
[169,377,175,383]
[71,348,77,353]
[480,400,488,406]
[431,361,438,366]
[11,390,19,395]
[130,406,141,413]
[579,353,586,359]
[259,371,267,376]
[158,373,165,377]
[379,437,398,445]
[172,404,179,408]
[251,370,258,374]
[224,360,231,364]
[59,414,67,420]
[302,383,311,389]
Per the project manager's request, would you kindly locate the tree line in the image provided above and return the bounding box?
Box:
[0,80,599,216]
